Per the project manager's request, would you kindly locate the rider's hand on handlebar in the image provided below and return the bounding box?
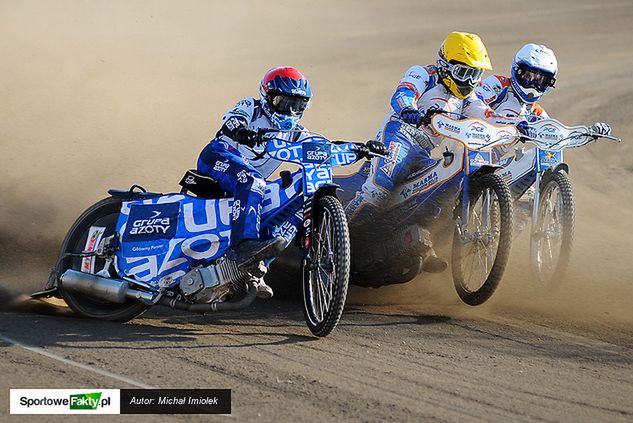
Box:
[421,107,442,126]
[516,120,529,136]
[365,140,389,158]
[590,121,612,136]
[400,107,424,127]
[234,127,263,147]
[516,120,535,141]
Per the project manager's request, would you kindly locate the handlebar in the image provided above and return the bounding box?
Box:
[245,127,386,162]
[519,131,622,150]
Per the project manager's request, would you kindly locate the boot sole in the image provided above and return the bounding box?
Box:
[237,238,286,270]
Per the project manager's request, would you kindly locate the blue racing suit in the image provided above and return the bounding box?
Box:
[197,97,307,246]
[345,64,509,225]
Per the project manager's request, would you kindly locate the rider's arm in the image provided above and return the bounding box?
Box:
[217,97,256,139]
[390,66,430,114]
[463,93,519,126]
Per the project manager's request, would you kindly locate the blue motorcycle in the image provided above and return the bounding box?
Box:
[34,130,376,337]
[495,118,621,289]
[336,113,518,306]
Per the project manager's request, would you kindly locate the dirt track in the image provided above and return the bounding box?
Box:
[1,296,632,423]
[1,0,632,421]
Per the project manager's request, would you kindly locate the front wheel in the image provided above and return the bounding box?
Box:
[302,195,351,337]
[452,173,513,306]
[57,197,149,322]
[530,171,574,289]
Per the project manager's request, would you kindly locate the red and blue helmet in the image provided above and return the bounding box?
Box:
[259,66,313,118]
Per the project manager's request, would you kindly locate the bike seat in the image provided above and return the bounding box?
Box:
[178,169,230,199]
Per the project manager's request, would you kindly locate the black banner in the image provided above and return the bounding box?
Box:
[120,389,231,414]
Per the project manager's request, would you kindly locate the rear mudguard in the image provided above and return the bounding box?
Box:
[108,185,162,200]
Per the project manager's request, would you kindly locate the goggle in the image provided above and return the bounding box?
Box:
[447,62,484,85]
[516,64,556,92]
[271,94,310,116]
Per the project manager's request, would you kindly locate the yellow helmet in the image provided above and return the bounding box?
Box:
[437,32,492,99]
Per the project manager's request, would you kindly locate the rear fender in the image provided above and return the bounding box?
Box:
[108,185,162,200]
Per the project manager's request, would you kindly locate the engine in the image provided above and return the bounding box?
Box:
[179,258,252,303]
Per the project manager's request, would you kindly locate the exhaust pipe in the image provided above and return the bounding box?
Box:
[60,269,154,304]
[157,281,257,313]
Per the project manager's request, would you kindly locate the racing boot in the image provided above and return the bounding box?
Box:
[414,228,448,274]
[420,248,448,273]
[228,237,286,273]
[253,277,274,299]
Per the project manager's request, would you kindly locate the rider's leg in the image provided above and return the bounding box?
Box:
[346,121,416,226]
[404,145,448,273]
[198,142,281,297]
[346,121,447,272]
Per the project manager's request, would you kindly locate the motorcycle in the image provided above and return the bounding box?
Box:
[495,118,621,288]
[32,130,378,337]
[335,113,518,306]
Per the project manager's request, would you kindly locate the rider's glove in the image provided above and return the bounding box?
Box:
[365,140,389,157]
[590,121,612,136]
[421,107,441,126]
[516,120,536,140]
[234,127,261,147]
[516,120,530,136]
[400,107,424,127]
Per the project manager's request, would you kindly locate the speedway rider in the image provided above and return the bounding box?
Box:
[345,32,511,273]
[474,44,613,227]
[475,43,612,147]
[197,66,386,298]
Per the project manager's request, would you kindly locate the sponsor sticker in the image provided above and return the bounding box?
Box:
[123,203,179,242]
[236,170,248,184]
[302,142,331,164]
[81,226,106,273]
[213,161,230,173]
[538,149,561,168]
[380,142,401,177]
[469,151,490,167]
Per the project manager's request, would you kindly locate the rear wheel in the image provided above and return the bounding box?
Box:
[57,197,148,322]
[452,173,513,306]
[302,196,350,337]
[530,171,574,289]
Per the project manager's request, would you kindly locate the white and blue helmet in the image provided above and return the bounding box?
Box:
[511,44,558,104]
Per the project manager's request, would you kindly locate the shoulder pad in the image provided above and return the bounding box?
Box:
[531,103,545,116]
[494,75,511,88]
[423,64,438,75]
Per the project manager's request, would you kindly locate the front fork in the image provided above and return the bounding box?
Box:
[301,195,318,271]
[531,174,542,230]
[456,176,490,243]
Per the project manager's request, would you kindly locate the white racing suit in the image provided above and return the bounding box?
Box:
[345,64,511,224]
[475,74,548,160]
[197,97,308,246]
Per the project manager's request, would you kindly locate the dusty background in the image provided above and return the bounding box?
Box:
[1,0,632,421]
